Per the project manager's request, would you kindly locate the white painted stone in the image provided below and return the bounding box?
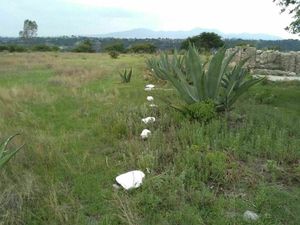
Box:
[149,104,158,108]
[141,117,156,124]
[116,170,145,190]
[140,129,151,139]
[112,183,121,190]
[145,84,155,89]
[145,87,153,91]
[243,210,259,221]
[147,96,154,101]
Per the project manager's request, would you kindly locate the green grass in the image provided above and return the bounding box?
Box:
[0,52,299,225]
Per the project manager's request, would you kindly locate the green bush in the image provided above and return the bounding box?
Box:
[72,40,95,53]
[31,44,59,52]
[0,45,27,52]
[108,51,119,59]
[129,43,156,53]
[104,42,125,53]
[254,89,276,104]
[186,100,216,122]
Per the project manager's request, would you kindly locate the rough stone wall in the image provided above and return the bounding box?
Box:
[226,47,300,76]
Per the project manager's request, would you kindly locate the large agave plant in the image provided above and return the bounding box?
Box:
[0,134,24,169]
[148,45,264,112]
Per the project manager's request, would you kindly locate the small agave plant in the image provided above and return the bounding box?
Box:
[147,45,264,113]
[119,68,132,83]
[0,134,24,169]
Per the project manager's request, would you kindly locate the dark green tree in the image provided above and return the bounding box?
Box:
[73,40,95,53]
[274,0,300,34]
[104,42,125,52]
[19,19,38,39]
[129,43,156,53]
[181,32,224,52]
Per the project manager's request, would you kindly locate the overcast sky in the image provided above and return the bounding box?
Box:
[0,0,299,39]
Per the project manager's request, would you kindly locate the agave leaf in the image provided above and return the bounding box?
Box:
[206,48,226,99]
[0,133,20,158]
[0,144,24,169]
[0,134,24,169]
[185,45,204,101]
[227,77,265,107]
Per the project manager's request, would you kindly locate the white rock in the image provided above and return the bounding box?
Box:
[141,117,156,124]
[243,210,259,221]
[147,96,154,101]
[116,170,145,190]
[112,183,121,190]
[145,84,155,88]
[145,87,153,91]
[140,129,151,139]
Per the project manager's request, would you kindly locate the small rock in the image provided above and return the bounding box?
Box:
[115,170,145,190]
[144,84,155,91]
[147,96,154,101]
[141,117,156,124]
[149,104,158,108]
[145,84,155,88]
[112,183,121,190]
[243,210,259,221]
[140,129,151,139]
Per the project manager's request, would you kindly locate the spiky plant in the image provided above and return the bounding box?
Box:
[0,134,24,169]
[119,68,132,83]
[149,45,264,112]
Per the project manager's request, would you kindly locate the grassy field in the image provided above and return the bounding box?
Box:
[0,52,299,225]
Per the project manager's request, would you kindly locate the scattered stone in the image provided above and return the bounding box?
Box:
[140,129,151,139]
[112,183,121,190]
[115,170,145,190]
[149,104,158,108]
[141,117,156,124]
[145,84,155,91]
[145,84,155,88]
[147,96,154,101]
[243,210,259,221]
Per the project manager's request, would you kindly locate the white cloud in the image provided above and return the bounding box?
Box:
[66,0,299,39]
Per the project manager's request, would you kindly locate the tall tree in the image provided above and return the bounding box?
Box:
[181,32,224,52]
[19,19,38,39]
[274,0,300,34]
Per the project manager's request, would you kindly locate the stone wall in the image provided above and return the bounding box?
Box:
[226,46,300,76]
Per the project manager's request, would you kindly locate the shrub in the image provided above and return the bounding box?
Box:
[108,51,119,59]
[148,45,264,113]
[254,89,276,104]
[119,68,132,83]
[0,45,27,52]
[185,100,216,122]
[0,134,24,169]
[0,45,9,52]
[72,40,95,53]
[104,42,125,53]
[129,43,156,53]
[31,44,59,52]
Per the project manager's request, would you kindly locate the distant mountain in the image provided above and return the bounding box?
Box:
[95,28,282,40]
